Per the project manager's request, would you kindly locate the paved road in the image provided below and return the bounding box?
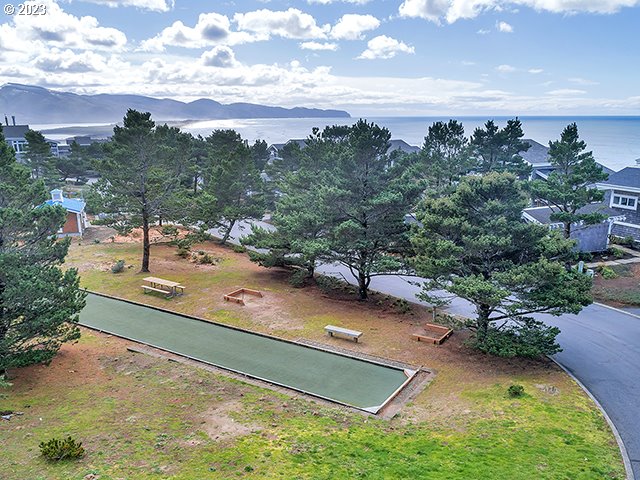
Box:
[213,220,639,479]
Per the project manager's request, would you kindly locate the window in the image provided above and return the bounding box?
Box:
[611,193,638,210]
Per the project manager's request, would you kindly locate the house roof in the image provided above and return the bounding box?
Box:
[520,139,550,166]
[523,203,618,224]
[598,166,640,190]
[45,197,86,213]
[388,139,420,154]
[2,124,29,139]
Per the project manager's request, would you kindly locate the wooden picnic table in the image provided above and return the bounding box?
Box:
[142,277,185,297]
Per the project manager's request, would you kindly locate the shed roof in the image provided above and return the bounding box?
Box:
[45,197,86,213]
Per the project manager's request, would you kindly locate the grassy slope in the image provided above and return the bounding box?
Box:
[0,240,625,479]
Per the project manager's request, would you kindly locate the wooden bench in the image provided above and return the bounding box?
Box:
[325,325,363,343]
[141,285,173,297]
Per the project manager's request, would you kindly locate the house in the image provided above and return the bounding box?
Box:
[520,138,615,181]
[267,139,306,162]
[1,116,60,159]
[44,189,88,237]
[595,164,640,242]
[522,204,623,252]
[388,139,420,154]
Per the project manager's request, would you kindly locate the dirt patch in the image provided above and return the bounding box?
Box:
[240,294,303,332]
[200,401,260,441]
[592,263,640,307]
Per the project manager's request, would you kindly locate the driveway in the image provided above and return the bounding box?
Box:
[212,219,639,479]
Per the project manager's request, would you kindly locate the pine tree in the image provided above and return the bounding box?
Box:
[195,130,264,244]
[0,127,86,373]
[24,129,55,182]
[322,120,423,299]
[411,172,592,357]
[93,110,187,272]
[419,120,471,192]
[471,119,531,177]
[530,123,609,239]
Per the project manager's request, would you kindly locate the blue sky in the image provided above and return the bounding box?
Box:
[0,0,638,115]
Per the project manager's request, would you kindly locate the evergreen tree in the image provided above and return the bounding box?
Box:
[471,119,531,177]
[530,123,609,239]
[195,130,264,244]
[411,172,592,357]
[0,128,86,373]
[93,110,187,272]
[419,120,471,192]
[242,165,330,277]
[24,129,55,182]
[55,141,89,182]
[322,120,423,299]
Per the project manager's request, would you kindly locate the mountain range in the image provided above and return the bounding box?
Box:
[0,84,350,124]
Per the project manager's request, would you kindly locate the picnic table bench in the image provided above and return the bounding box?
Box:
[142,277,185,298]
[325,325,363,343]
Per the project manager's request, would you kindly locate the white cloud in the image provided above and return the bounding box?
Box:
[496,20,513,32]
[568,77,600,85]
[330,14,380,40]
[357,35,414,60]
[233,8,329,39]
[0,1,127,52]
[528,68,544,73]
[140,12,261,51]
[547,88,587,95]
[33,48,108,72]
[73,0,174,12]
[307,0,371,4]
[477,28,490,34]
[300,41,339,51]
[201,46,238,68]
[398,0,640,24]
[496,64,516,72]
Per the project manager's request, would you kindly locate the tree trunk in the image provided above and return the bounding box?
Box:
[357,271,369,300]
[563,221,571,239]
[220,219,236,245]
[140,210,151,273]
[476,303,491,343]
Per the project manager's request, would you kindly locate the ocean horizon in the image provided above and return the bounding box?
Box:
[36,115,640,172]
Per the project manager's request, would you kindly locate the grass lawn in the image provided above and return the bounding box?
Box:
[0,231,626,479]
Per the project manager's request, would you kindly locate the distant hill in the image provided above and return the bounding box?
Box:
[0,83,351,124]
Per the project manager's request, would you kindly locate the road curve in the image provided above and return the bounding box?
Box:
[214,219,639,479]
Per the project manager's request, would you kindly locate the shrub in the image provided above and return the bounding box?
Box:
[288,269,308,288]
[472,320,561,358]
[611,235,635,247]
[111,259,125,274]
[609,246,625,259]
[315,275,344,293]
[507,384,525,398]
[161,225,179,238]
[393,298,412,314]
[198,253,218,265]
[232,244,247,254]
[39,436,85,461]
[600,266,618,280]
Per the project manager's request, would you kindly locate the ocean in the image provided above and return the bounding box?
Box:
[38,116,640,172]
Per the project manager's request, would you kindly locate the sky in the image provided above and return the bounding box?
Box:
[0,0,639,116]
